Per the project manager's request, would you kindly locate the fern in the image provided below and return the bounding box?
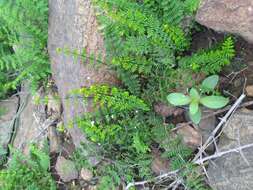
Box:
[143,0,200,26]
[182,164,210,190]
[73,85,150,143]
[179,37,235,74]
[0,145,56,190]
[75,84,149,113]
[161,0,185,25]
[93,0,190,97]
[0,0,50,95]
[117,69,141,95]
[184,0,201,14]
[163,24,190,51]
[71,85,154,189]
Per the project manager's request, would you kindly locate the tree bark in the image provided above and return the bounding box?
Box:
[48,0,119,147]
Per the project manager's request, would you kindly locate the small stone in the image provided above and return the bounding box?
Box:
[246,85,253,97]
[80,168,93,181]
[55,156,78,182]
[154,102,184,117]
[151,149,170,175]
[176,123,201,150]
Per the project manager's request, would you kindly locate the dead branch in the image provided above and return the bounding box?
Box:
[193,94,246,162]
[195,143,253,164]
[125,170,179,190]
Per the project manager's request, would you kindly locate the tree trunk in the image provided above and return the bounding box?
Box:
[47,0,119,147]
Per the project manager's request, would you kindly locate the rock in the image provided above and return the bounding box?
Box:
[246,85,253,97]
[154,102,184,117]
[0,97,19,158]
[176,123,201,150]
[198,110,216,153]
[80,168,93,181]
[48,0,119,148]
[151,149,170,175]
[48,125,61,153]
[196,0,253,43]
[208,110,253,190]
[13,84,49,155]
[55,156,78,182]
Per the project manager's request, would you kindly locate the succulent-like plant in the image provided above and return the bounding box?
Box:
[167,75,229,124]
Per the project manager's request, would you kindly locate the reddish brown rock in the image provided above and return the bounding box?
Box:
[196,0,253,43]
[151,149,170,175]
[246,85,253,97]
[175,123,202,150]
[154,102,184,117]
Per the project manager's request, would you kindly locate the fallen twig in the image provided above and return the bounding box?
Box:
[125,170,179,190]
[193,94,246,162]
[195,143,253,164]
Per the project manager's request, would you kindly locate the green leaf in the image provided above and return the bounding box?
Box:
[200,96,229,109]
[189,108,201,124]
[133,134,150,154]
[30,145,50,171]
[201,75,219,90]
[189,101,199,115]
[167,93,191,106]
[189,88,200,100]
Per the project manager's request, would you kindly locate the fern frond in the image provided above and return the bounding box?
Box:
[75,84,149,113]
[117,70,142,95]
[179,37,235,74]
[0,0,50,95]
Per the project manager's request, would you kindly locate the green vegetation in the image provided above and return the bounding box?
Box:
[0,1,54,189]
[179,37,235,74]
[69,0,235,189]
[0,145,56,190]
[167,75,229,124]
[0,0,50,98]
[0,0,236,189]
[72,85,154,187]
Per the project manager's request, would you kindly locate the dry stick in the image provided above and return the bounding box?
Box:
[125,170,179,190]
[193,94,246,162]
[195,143,253,164]
[125,142,253,190]
[125,141,253,190]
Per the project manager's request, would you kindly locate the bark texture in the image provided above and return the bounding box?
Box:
[48,0,118,147]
